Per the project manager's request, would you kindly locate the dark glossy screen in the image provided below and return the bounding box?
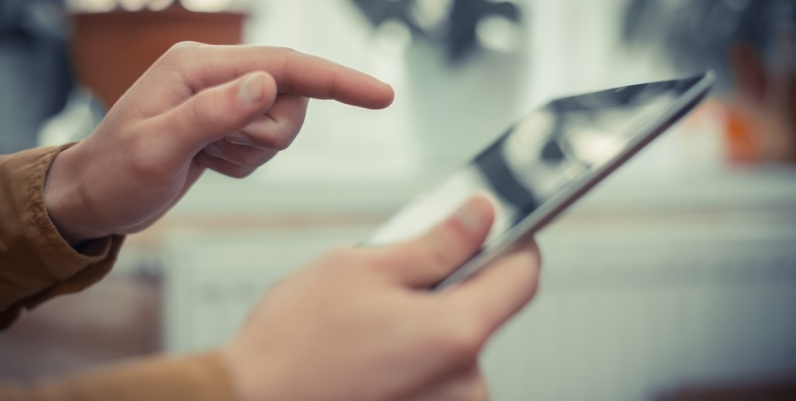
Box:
[369,75,706,247]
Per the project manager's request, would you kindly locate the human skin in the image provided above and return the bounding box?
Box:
[41,42,541,401]
[43,42,394,245]
[224,197,540,401]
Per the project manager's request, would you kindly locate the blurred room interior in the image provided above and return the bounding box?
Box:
[0,0,795,400]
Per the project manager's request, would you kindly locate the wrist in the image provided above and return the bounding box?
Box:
[44,146,106,246]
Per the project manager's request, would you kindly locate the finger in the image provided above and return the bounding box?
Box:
[403,368,488,401]
[375,196,495,287]
[194,149,259,179]
[446,241,541,339]
[203,140,279,169]
[174,44,394,109]
[155,71,278,160]
[227,95,309,149]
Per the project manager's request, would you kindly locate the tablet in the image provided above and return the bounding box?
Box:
[368,72,715,289]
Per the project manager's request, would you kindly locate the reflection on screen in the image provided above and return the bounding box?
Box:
[369,75,705,247]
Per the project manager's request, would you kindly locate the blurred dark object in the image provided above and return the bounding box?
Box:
[0,0,74,154]
[0,274,162,381]
[621,0,796,163]
[71,6,245,108]
[656,380,796,401]
[622,0,789,92]
[352,0,521,62]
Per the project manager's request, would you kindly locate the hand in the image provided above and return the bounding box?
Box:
[43,43,394,245]
[223,197,541,401]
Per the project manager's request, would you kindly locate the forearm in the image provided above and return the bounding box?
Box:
[0,352,236,401]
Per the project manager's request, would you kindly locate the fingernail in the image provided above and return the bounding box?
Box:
[204,143,223,158]
[239,73,266,105]
[453,199,487,233]
[228,132,254,146]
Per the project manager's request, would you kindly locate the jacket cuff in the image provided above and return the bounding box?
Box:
[0,144,125,329]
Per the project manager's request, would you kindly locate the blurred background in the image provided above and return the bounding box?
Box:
[1,0,796,400]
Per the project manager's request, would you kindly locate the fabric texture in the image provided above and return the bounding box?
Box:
[0,145,122,328]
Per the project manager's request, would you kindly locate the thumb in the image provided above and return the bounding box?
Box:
[160,71,278,158]
[375,196,495,288]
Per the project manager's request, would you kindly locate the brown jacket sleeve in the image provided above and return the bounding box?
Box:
[0,145,123,328]
[0,353,237,401]
[0,146,237,401]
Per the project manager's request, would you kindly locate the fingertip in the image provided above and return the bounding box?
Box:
[377,82,395,109]
[375,195,496,287]
[454,197,494,240]
[359,79,394,109]
[470,195,496,229]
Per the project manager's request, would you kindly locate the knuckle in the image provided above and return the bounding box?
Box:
[227,152,261,169]
[158,41,204,80]
[168,41,203,56]
[241,149,275,168]
[239,157,261,169]
[221,165,254,179]
[267,132,294,151]
[444,326,482,363]
[245,116,303,151]
[232,168,255,179]
[274,46,297,54]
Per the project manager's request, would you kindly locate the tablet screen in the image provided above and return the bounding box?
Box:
[369,75,708,248]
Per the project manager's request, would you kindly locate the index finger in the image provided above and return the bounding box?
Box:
[176,43,394,109]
